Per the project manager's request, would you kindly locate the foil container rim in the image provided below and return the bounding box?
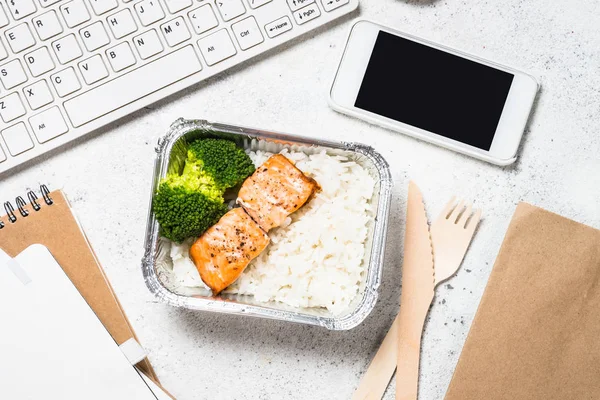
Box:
[142,118,393,331]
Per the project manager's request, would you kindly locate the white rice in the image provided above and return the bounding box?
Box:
[169,148,376,314]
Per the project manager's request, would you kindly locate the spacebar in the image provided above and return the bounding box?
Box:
[64,46,202,128]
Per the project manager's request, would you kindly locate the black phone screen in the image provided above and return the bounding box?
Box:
[354,31,514,150]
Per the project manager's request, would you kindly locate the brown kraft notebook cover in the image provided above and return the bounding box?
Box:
[445,202,600,399]
[0,190,158,382]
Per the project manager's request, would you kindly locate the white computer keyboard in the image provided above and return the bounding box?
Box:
[0,0,357,174]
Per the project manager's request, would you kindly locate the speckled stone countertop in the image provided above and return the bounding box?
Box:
[2,0,599,399]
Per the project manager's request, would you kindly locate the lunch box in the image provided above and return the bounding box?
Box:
[142,119,392,330]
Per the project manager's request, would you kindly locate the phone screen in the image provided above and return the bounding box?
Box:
[354,31,514,151]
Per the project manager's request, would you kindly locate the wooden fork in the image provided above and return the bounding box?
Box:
[352,197,481,400]
[431,198,482,287]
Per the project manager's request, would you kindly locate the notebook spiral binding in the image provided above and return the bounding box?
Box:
[0,185,53,229]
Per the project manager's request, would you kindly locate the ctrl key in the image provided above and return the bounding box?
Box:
[29,107,69,143]
[1,123,34,156]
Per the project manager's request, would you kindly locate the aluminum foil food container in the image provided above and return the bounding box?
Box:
[142,119,393,330]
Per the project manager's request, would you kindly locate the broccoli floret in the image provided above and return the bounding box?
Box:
[187,138,255,190]
[161,171,223,203]
[153,180,227,243]
[153,138,255,243]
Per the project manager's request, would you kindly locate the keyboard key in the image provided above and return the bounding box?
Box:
[64,45,201,127]
[293,3,320,25]
[197,28,235,66]
[214,0,244,22]
[5,23,37,53]
[52,34,82,64]
[5,0,37,20]
[88,0,117,15]
[320,0,347,12]
[0,4,9,27]
[23,80,54,109]
[80,21,110,51]
[134,0,164,26]
[107,9,137,39]
[0,40,7,61]
[78,54,108,84]
[0,59,28,89]
[32,10,64,40]
[0,92,26,122]
[160,17,190,47]
[265,16,292,38]
[0,146,5,162]
[51,67,81,97]
[2,123,33,156]
[106,42,136,71]
[133,29,163,59]
[187,4,218,35]
[247,0,271,9]
[163,0,191,13]
[38,0,63,7]
[29,106,68,143]
[24,46,55,76]
[287,0,312,12]
[60,0,90,27]
[232,16,262,50]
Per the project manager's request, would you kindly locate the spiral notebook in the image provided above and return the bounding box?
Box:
[0,186,164,391]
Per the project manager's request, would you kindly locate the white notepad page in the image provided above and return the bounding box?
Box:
[0,244,157,400]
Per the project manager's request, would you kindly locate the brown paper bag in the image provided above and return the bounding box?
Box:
[445,202,600,400]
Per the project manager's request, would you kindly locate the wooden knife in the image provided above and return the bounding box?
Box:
[395,181,435,400]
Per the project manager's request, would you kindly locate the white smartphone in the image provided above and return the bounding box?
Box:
[329,20,539,165]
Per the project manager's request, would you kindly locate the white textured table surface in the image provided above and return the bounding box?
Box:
[2,1,600,399]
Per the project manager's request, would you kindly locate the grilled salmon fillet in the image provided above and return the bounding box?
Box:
[190,207,270,294]
[237,154,319,231]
